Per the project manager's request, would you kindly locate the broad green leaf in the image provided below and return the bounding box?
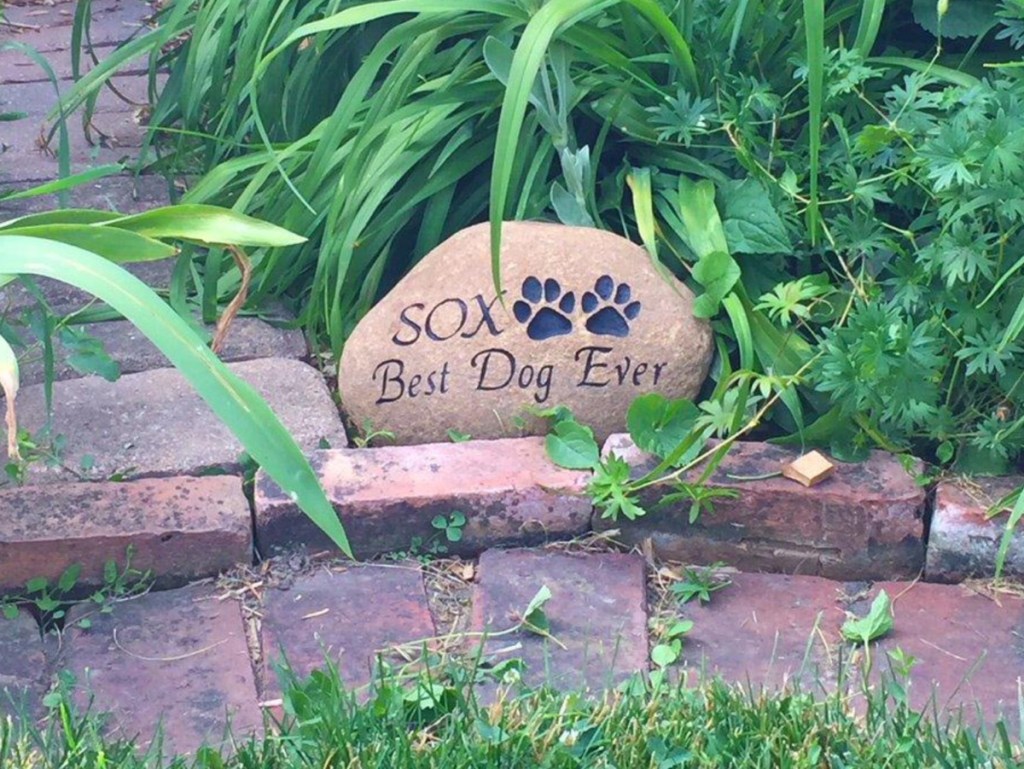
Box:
[721,179,791,255]
[521,585,552,633]
[0,235,352,557]
[841,590,893,644]
[2,224,176,263]
[911,0,999,37]
[676,177,729,259]
[58,564,81,594]
[692,251,741,318]
[626,167,658,260]
[105,205,307,247]
[545,419,600,470]
[627,393,700,462]
[651,641,680,667]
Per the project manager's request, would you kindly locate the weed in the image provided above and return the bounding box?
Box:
[669,563,732,605]
[0,548,152,633]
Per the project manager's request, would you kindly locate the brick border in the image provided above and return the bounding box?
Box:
[3,433,1023,592]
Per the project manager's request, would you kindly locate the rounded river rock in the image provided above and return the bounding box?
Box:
[339,221,713,444]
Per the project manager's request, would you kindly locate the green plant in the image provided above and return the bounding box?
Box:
[431,511,467,543]
[53,0,1024,456]
[650,618,693,670]
[351,420,396,448]
[0,549,152,633]
[0,204,353,557]
[842,589,894,671]
[670,563,732,605]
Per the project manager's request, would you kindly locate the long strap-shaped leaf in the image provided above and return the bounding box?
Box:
[488,0,696,297]
[0,235,352,558]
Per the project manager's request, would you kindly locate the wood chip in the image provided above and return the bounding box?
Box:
[781,450,836,487]
[460,563,475,582]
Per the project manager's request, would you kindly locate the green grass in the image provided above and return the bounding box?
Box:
[2,658,1019,768]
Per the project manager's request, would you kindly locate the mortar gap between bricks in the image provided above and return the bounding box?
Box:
[921,482,938,553]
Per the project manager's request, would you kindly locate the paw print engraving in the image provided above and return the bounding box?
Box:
[513,276,576,340]
[581,275,641,337]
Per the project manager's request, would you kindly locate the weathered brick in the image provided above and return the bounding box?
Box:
[0,259,175,317]
[927,478,1024,582]
[260,563,436,698]
[255,438,591,558]
[7,358,346,483]
[19,317,308,386]
[841,581,1024,729]
[0,476,251,593]
[670,572,844,691]
[62,585,261,758]
[471,548,648,691]
[595,436,926,580]
[0,609,47,720]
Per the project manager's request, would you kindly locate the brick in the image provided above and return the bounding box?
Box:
[0,115,143,185]
[254,438,591,558]
[596,436,926,580]
[18,316,308,386]
[8,358,347,483]
[671,572,844,691]
[62,585,261,758]
[471,549,648,691]
[927,478,1024,582]
[0,475,251,593]
[260,563,435,698]
[0,258,175,315]
[0,609,47,720]
[0,175,170,222]
[840,581,1024,729]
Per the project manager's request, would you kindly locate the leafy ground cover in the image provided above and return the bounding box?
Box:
[2,656,1021,769]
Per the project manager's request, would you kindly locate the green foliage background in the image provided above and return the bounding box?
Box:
[60,0,1024,471]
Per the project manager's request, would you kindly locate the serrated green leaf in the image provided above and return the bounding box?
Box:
[842,590,894,644]
[545,419,600,470]
[721,179,792,255]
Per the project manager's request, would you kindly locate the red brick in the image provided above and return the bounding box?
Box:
[928,478,1024,582]
[672,572,845,691]
[260,563,436,698]
[62,585,261,758]
[0,476,251,592]
[841,581,1024,729]
[0,609,47,719]
[596,436,926,580]
[471,549,648,691]
[255,438,592,558]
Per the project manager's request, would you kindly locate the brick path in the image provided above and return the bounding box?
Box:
[2,0,1024,761]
